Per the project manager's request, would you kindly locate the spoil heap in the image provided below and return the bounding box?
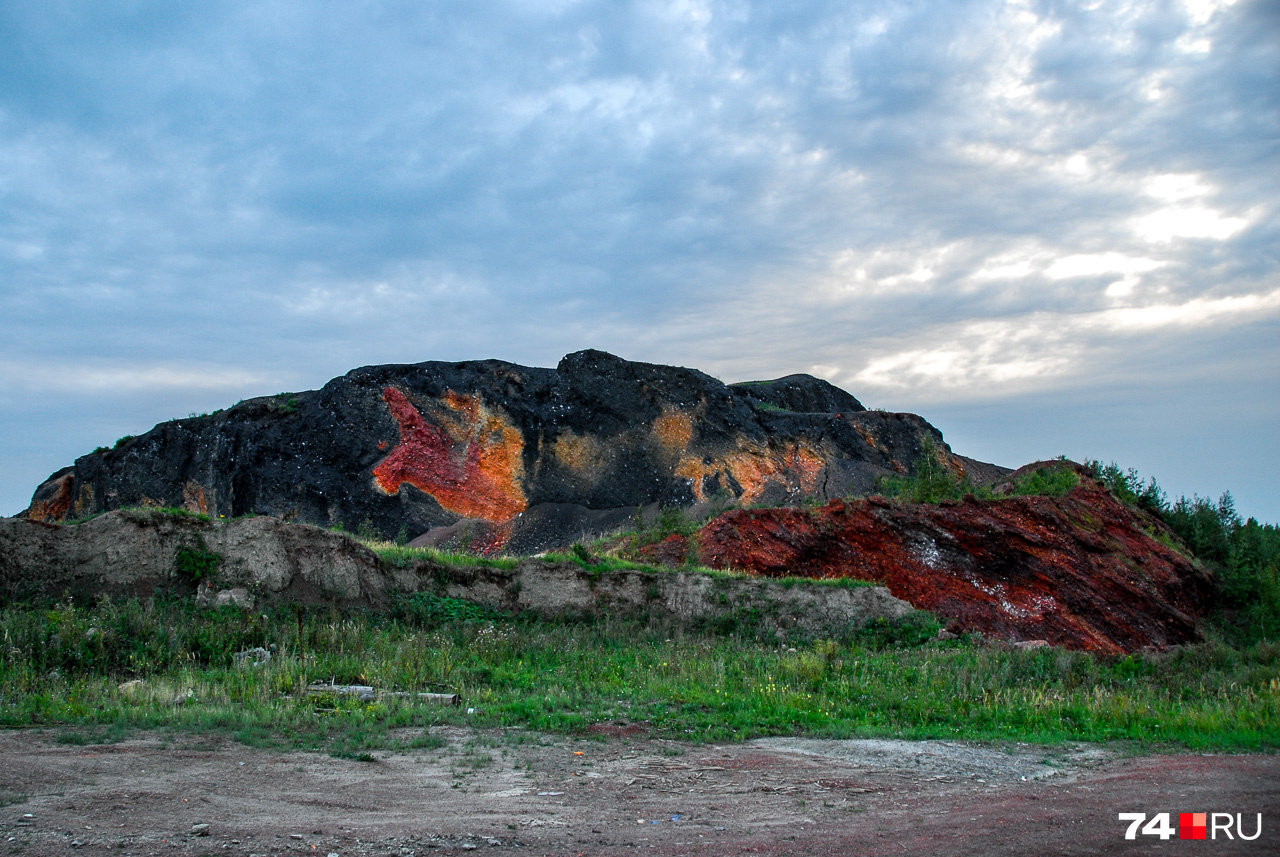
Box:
[25,350,995,552]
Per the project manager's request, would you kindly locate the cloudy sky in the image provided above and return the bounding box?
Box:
[2,0,1276,521]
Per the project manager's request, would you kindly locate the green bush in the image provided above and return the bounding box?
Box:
[1007,465,1079,497]
[390,592,505,627]
[876,436,978,503]
[654,504,696,538]
[853,611,941,649]
[174,544,222,583]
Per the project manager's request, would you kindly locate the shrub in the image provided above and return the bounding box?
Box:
[1007,465,1079,497]
[174,543,222,583]
[390,592,504,627]
[876,436,977,503]
[853,611,941,649]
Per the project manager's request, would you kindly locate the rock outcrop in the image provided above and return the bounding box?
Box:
[691,470,1211,653]
[24,350,1001,552]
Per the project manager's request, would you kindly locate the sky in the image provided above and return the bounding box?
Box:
[1,0,1277,521]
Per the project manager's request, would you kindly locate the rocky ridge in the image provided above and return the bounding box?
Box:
[25,350,998,552]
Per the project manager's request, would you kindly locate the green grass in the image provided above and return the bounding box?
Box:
[123,505,212,522]
[533,544,881,592]
[359,540,520,570]
[1,598,1275,754]
[876,447,1083,505]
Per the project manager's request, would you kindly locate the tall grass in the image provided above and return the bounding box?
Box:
[2,598,1275,753]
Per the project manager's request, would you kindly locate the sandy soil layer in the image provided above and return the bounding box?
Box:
[0,728,1275,856]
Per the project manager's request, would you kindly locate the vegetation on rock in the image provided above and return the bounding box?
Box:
[1086,460,1280,647]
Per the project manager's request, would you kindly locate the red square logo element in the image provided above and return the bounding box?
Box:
[1180,812,1207,840]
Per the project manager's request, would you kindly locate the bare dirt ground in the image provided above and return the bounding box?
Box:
[1,727,1275,856]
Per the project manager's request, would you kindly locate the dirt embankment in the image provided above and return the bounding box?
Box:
[0,510,913,640]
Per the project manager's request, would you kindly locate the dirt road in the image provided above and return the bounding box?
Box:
[1,728,1275,856]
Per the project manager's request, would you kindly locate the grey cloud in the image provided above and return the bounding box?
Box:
[0,0,1276,520]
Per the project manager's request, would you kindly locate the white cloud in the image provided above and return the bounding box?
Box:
[853,333,1074,392]
[0,239,43,261]
[849,288,1280,395]
[1045,253,1165,280]
[1183,0,1238,28]
[1132,204,1250,243]
[0,362,277,394]
[1144,173,1213,202]
[1093,288,1280,332]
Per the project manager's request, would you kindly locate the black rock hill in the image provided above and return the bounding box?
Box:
[26,350,1004,552]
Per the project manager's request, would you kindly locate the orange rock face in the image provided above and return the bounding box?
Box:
[653,403,829,505]
[684,440,823,505]
[27,472,75,522]
[182,482,210,516]
[373,387,528,524]
[697,483,1211,653]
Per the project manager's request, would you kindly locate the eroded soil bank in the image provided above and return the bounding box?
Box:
[1,728,1275,856]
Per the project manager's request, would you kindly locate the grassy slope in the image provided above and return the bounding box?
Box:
[1,597,1275,755]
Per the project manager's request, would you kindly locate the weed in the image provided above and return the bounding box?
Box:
[390,592,505,626]
[852,612,941,649]
[358,517,381,541]
[174,542,222,584]
[259,394,302,415]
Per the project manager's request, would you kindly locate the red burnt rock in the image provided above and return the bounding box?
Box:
[698,483,1211,653]
[373,386,528,526]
